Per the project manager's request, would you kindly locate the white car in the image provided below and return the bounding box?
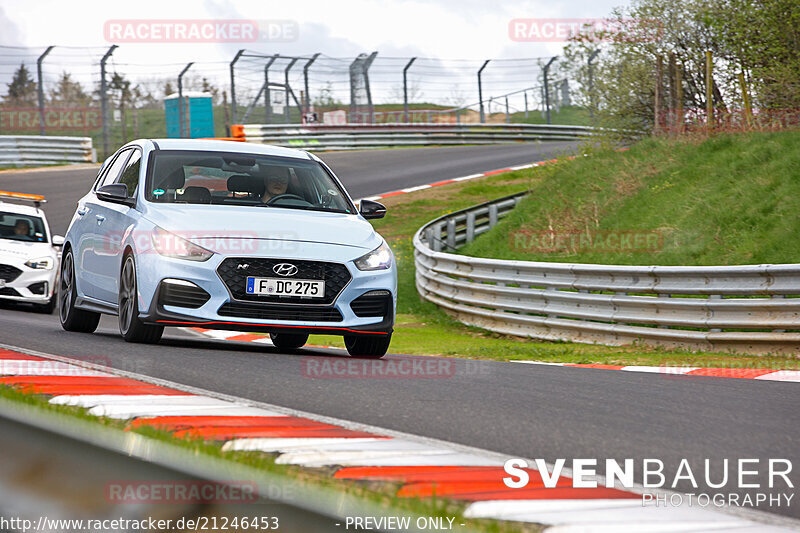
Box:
[0,191,64,313]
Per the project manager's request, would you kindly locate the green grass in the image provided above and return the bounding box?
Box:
[510,105,594,126]
[461,131,800,265]
[308,132,800,368]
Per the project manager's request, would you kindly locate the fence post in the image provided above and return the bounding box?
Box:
[654,55,662,133]
[505,96,510,123]
[705,50,714,129]
[303,53,320,116]
[36,46,54,136]
[263,55,278,124]
[739,71,753,129]
[284,57,299,124]
[675,60,683,133]
[177,62,193,138]
[99,45,118,158]
[587,49,600,120]
[363,51,378,125]
[229,49,244,124]
[477,60,490,124]
[543,56,557,124]
[403,57,417,123]
[524,91,529,119]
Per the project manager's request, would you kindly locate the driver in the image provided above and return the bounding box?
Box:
[14,219,31,239]
[261,171,290,202]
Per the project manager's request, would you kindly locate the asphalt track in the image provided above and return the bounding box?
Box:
[0,142,798,521]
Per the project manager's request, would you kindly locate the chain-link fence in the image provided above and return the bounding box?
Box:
[0,45,578,159]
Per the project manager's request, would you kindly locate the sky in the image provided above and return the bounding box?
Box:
[0,0,630,110]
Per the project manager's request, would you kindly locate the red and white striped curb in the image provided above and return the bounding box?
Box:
[361,160,557,202]
[188,328,800,385]
[512,361,800,382]
[2,344,795,532]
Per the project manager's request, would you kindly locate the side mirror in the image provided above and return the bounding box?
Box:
[96,183,134,206]
[52,235,65,247]
[359,199,387,220]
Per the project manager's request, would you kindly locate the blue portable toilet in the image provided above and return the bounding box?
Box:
[164,92,215,138]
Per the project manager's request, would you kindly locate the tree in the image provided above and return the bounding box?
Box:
[4,63,37,106]
[49,72,90,106]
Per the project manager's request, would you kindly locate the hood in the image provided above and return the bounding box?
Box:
[0,238,55,259]
[140,204,380,252]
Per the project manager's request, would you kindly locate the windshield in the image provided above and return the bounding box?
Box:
[0,212,48,243]
[146,151,355,214]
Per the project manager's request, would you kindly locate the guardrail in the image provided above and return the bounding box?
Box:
[0,135,95,167]
[233,123,600,150]
[413,193,800,354]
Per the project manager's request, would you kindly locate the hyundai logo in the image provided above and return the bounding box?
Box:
[273,263,298,277]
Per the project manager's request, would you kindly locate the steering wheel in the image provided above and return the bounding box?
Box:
[265,193,309,206]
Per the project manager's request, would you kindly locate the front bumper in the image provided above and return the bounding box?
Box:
[0,263,57,304]
[134,248,396,337]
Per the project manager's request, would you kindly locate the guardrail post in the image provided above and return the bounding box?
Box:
[177,62,193,138]
[403,57,417,123]
[100,45,118,158]
[446,219,456,250]
[432,224,442,252]
[229,49,245,124]
[488,204,498,228]
[264,55,279,124]
[36,46,55,136]
[478,60,490,124]
[543,56,557,125]
[466,212,476,243]
[303,53,320,116]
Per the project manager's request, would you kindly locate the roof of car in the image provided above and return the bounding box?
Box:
[0,200,44,217]
[146,139,314,160]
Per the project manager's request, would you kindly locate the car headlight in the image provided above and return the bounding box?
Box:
[151,227,213,262]
[25,257,54,270]
[354,241,393,271]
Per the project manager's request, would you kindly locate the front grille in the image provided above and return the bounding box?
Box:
[159,281,211,309]
[218,301,343,322]
[350,293,391,318]
[0,264,22,282]
[27,282,47,295]
[0,287,21,297]
[217,258,351,305]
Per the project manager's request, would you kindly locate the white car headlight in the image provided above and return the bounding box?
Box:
[25,257,54,270]
[151,227,213,262]
[354,241,393,271]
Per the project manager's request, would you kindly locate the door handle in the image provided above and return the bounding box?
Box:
[77,206,88,216]
[95,214,106,223]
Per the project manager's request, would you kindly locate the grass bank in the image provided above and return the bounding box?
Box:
[313,132,799,368]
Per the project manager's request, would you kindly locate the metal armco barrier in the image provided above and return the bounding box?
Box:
[0,135,95,166]
[413,193,800,354]
[233,123,599,150]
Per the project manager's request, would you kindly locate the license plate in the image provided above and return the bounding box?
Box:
[246,277,325,298]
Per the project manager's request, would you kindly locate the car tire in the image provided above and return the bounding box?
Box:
[58,248,101,333]
[34,297,56,314]
[344,334,391,358]
[119,253,164,344]
[270,333,309,351]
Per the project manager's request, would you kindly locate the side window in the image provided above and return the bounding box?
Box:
[116,150,141,198]
[96,149,132,190]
